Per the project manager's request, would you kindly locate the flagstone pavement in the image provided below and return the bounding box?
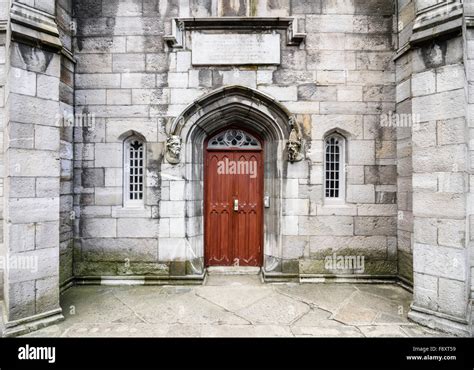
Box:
[22,275,450,337]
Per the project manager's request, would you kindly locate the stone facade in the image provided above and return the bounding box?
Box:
[0,0,471,337]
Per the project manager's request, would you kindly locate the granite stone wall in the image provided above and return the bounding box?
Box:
[72,0,397,280]
[0,0,8,300]
[0,0,472,338]
[57,0,75,289]
[2,0,65,336]
[398,0,472,336]
[395,0,415,285]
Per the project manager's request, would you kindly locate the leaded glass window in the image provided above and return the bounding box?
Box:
[324,134,345,202]
[207,129,261,149]
[124,137,145,206]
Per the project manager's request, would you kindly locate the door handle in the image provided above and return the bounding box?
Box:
[233,199,239,211]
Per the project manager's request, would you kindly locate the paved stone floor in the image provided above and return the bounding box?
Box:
[23,275,449,337]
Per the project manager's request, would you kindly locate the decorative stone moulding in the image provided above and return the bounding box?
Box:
[10,2,62,50]
[165,86,304,165]
[410,0,463,44]
[164,17,306,49]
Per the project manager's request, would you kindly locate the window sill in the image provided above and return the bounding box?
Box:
[112,206,151,218]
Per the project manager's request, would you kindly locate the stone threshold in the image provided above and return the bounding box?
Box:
[207,266,261,275]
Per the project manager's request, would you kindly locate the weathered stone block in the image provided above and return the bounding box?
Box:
[348,141,375,165]
[106,89,132,105]
[291,0,321,14]
[413,193,465,219]
[10,94,59,126]
[354,216,396,236]
[7,122,34,149]
[299,216,354,236]
[413,272,438,311]
[159,238,187,261]
[7,281,35,320]
[34,125,60,151]
[8,223,35,252]
[10,67,36,96]
[437,219,466,249]
[81,218,117,238]
[347,184,375,203]
[94,187,121,206]
[94,143,122,167]
[36,177,60,198]
[35,276,60,313]
[411,70,435,96]
[258,86,298,102]
[413,89,465,122]
[76,73,121,89]
[436,64,464,93]
[121,73,155,88]
[438,278,468,317]
[283,199,309,216]
[282,216,299,235]
[81,238,158,262]
[413,243,466,281]
[364,165,397,185]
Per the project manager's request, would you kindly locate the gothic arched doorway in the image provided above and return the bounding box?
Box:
[167,86,294,276]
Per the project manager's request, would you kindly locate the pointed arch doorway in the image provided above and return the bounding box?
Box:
[204,128,264,267]
[168,86,294,277]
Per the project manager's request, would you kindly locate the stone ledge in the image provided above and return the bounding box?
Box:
[261,271,299,283]
[299,274,397,284]
[410,1,462,45]
[2,308,64,337]
[395,1,463,59]
[165,17,306,48]
[75,274,206,286]
[10,2,61,50]
[408,304,471,337]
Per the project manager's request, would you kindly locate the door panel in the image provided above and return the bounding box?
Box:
[205,152,233,266]
[205,149,263,267]
[233,152,262,266]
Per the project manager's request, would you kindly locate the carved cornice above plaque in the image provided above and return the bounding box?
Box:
[410,0,463,45]
[10,2,62,50]
[164,17,306,48]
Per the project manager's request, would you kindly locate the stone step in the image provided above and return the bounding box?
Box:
[207,266,261,275]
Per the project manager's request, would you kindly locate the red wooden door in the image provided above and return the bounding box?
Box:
[205,130,263,267]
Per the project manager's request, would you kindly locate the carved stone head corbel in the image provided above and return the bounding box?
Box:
[165,135,182,164]
[287,117,304,163]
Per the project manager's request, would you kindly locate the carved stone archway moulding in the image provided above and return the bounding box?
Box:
[164,85,304,164]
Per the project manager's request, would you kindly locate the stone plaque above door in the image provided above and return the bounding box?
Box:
[164,18,306,63]
[192,32,280,65]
